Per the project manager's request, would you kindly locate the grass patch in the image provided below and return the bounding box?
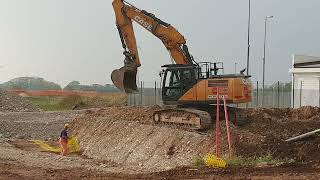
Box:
[193,153,284,168]
[26,96,68,111]
[227,153,281,167]
[192,155,205,167]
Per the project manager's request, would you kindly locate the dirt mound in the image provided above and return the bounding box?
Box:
[82,106,161,124]
[291,106,320,120]
[236,107,320,163]
[247,106,320,122]
[0,89,40,112]
[71,107,233,172]
[70,106,320,171]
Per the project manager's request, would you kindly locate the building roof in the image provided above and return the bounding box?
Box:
[293,55,320,68]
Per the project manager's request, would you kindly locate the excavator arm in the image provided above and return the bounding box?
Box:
[111,0,194,93]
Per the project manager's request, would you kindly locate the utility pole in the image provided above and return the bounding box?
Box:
[246,0,251,76]
[262,15,274,107]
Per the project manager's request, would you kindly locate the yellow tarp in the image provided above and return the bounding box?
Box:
[203,154,227,168]
[33,136,80,154]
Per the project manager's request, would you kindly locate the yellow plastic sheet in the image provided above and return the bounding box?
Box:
[33,136,80,154]
[203,154,227,168]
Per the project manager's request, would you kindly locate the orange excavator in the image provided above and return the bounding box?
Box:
[111,0,252,129]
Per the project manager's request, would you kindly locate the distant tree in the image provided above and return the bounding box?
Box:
[0,77,61,90]
[63,81,120,92]
[64,81,81,90]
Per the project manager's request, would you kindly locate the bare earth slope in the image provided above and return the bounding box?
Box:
[0,107,319,179]
[72,106,320,170]
[72,108,215,172]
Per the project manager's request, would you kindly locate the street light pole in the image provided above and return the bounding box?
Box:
[246,0,251,76]
[262,15,274,107]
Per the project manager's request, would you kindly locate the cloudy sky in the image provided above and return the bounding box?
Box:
[0,0,319,87]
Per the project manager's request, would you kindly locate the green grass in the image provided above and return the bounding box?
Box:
[26,96,71,111]
[227,153,282,167]
[192,155,205,167]
[192,153,284,168]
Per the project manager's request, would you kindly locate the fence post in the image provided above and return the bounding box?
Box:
[256,81,259,107]
[282,86,284,107]
[140,81,143,106]
[277,81,280,107]
[300,81,302,108]
[154,81,157,105]
[292,75,295,108]
[128,94,131,106]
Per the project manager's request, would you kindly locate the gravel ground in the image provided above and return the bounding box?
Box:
[0,138,319,180]
[0,89,40,112]
[0,110,84,140]
[0,109,320,179]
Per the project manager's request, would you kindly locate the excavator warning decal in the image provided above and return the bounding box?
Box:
[208,80,228,87]
[208,87,229,99]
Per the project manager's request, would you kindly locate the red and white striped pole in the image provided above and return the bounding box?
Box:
[215,87,220,158]
[223,95,233,158]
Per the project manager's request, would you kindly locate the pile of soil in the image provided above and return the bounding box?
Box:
[0,89,40,112]
[70,106,320,171]
[71,107,233,172]
[235,106,320,163]
[81,106,161,124]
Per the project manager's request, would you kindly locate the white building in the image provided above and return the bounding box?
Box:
[289,55,320,108]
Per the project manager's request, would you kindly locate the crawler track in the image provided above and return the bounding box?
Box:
[153,108,212,130]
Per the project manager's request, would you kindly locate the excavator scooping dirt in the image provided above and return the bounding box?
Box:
[111,0,252,130]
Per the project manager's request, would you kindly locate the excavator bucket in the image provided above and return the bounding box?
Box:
[111,65,138,93]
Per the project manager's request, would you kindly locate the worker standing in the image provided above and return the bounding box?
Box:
[59,124,69,156]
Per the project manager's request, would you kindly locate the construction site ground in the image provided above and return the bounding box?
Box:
[0,107,320,179]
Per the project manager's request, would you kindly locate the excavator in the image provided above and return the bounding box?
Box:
[111,0,252,129]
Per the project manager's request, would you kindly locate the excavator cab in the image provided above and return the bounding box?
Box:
[161,64,198,103]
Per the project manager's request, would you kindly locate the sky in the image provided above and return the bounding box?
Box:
[0,0,319,87]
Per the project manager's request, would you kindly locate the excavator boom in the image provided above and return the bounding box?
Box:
[111,0,194,93]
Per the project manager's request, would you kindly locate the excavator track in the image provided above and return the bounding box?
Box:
[153,108,212,130]
[153,106,250,130]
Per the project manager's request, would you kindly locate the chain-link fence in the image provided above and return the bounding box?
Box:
[127,81,163,106]
[291,79,320,108]
[128,81,292,108]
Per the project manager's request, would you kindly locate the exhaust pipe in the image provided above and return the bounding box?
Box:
[111,57,138,93]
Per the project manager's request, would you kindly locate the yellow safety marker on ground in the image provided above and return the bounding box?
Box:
[203,154,227,168]
[33,136,80,154]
